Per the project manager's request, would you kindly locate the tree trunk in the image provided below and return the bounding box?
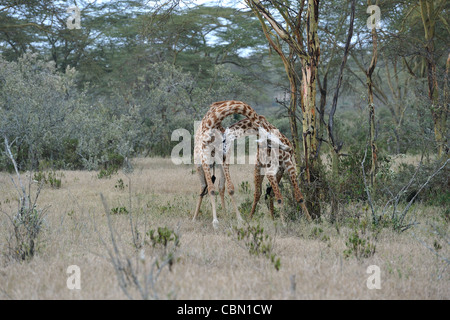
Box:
[246,0,322,218]
[301,0,321,218]
[285,56,302,170]
[327,0,355,178]
[420,0,448,157]
[366,24,378,189]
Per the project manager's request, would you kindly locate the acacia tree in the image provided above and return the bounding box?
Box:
[381,0,449,157]
[320,0,356,178]
[244,0,322,217]
[418,0,448,157]
[366,1,379,187]
[243,1,303,168]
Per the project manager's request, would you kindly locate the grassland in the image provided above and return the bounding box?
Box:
[0,157,448,299]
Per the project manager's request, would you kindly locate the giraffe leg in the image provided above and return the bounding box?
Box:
[250,164,263,219]
[203,162,218,229]
[229,193,243,223]
[285,159,312,221]
[201,160,215,196]
[268,195,275,219]
[268,169,284,220]
[194,195,203,220]
[201,138,216,196]
[209,193,219,229]
[202,140,219,228]
[193,164,206,221]
[218,164,226,216]
[220,163,242,223]
[223,162,235,195]
[266,173,282,205]
[224,163,243,222]
[259,146,282,205]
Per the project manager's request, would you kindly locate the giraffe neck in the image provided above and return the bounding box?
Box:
[202,101,260,130]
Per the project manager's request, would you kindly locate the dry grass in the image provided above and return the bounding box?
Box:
[0,157,448,300]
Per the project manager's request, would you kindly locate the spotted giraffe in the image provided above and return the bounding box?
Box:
[193,101,310,228]
[223,116,311,222]
[193,100,262,229]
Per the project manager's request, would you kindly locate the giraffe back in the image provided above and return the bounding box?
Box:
[201,100,260,131]
[226,116,294,153]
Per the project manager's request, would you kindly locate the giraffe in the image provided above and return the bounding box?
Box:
[192,100,262,229]
[193,100,310,228]
[223,116,312,222]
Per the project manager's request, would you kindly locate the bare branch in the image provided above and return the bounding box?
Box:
[4,136,28,210]
[400,158,449,221]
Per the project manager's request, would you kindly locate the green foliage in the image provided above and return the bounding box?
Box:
[147,227,180,250]
[10,207,45,261]
[146,226,180,270]
[232,223,281,271]
[238,180,251,194]
[115,179,126,191]
[97,167,118,179]
[33,171,63,189]
[4,195,47,262]
[344,230,376,260]
[0,52,81,170]
[110,206,129,215]
[62,138,83,169]
[343,218,377,260]
[334,145,392,201]
[309,226,330,243]
[238,197,254,219]
[47,171,62,189]
[381,160,450,206]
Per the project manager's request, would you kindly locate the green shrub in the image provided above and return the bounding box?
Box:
[238,197,254,219]
[33,171,63,189]
[343,218,377,260]
[97,167,118,179]
[115,178,126,190]
[147,227,180,250]
[309,226,330,243]
[146,227,180,270]
[232,223,281,271]
[110,206,129,215]
[239,180,251,194]
[381,160,450,206]
[344,230,376,260]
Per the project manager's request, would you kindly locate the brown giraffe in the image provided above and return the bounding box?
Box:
[193,101,310,228]
[193,100,262,228]
[223,116,312,222]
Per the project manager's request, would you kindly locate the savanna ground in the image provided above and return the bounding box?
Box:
[0,157,448,300]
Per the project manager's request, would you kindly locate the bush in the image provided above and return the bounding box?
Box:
[2,139,47,262]
[0,52,82,171]
[231,223,281,271]
[343,218,377,260]
[344,229,376,260]
[319,145,393,205]
[381,160,450,206]
[7,206,47,261]
[110,206,129,215]
[33,171,63,189]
